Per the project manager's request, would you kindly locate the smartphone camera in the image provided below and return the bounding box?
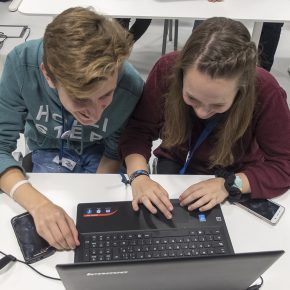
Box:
[11,212,55,264]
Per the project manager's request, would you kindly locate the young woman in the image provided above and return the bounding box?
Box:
[119,17,290,219]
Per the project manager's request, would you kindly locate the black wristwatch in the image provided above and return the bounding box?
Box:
[215,169,242,202]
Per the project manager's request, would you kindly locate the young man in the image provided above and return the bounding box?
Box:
[0,8,143,250]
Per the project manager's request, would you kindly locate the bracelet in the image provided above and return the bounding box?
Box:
[129,170,149,185]
[9,180,30,199]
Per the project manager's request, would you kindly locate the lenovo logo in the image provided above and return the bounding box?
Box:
[86,271,128,277]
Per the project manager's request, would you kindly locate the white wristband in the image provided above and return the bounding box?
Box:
[9,180,30,199]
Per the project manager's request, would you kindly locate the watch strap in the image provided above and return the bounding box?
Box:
[129,170,149,185]
[215,169,242,202]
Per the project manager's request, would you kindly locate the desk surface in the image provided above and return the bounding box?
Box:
[18,0,290,22]
[0,173,289,290]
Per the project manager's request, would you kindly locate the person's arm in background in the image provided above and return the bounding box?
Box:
[0,48,79,251]
[119,54,181,219]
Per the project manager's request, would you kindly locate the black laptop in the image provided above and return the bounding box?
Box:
[56,200,284,290]
[74,199,234,263]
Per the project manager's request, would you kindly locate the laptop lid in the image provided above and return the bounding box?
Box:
[56,250,284,290]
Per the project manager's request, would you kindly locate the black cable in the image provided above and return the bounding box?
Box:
[0,250,61,281]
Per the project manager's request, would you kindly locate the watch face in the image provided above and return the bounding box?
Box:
[233,175,243,191]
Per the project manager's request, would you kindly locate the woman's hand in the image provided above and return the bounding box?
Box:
[30,200,80,250]
[131,176,173,219]
[179,177,228,211]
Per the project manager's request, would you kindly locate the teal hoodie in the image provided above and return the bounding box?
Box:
[0,39,144,174]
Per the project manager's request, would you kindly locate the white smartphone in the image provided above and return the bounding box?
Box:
[235,198,285,225]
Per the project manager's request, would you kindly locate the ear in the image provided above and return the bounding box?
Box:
[40,62,56,89]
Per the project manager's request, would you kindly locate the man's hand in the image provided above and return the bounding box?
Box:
[30,200,80,250]
[179,177,228,211]
[131,176,173,219]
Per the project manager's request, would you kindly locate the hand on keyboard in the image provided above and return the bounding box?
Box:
[179,177,229,211]
[30,200,80,250]
[130,176,173,219]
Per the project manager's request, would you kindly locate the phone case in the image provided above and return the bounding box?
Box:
[235,199,285,225]
[11,212,55,263]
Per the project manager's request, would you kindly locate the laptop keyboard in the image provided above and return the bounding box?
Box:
[78,227,230,263]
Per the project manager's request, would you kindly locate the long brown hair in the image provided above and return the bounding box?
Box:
[43,7,133,97]
[162,17,257,167]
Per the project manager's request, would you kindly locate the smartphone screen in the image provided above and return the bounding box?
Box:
[236,199,285,224]
[11,212,55,263]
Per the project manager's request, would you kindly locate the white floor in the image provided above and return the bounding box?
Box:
[1,3,290,157]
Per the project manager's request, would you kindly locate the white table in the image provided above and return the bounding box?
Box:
[0,173,289,290]
[18,0,290,45]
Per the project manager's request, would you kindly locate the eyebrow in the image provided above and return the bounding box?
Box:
[74,88,115,102]
[187,93,226,106]
[99,89,115,99]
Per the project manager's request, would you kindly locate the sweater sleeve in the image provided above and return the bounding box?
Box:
[103,124,125,160]
[242,69,290,199]
[0,49,27,174]
[119,53,176,162]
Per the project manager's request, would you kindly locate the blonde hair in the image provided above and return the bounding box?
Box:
[43,7,133,97]
[163,17,257,168]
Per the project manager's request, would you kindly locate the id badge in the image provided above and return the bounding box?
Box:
[52,155,76,171]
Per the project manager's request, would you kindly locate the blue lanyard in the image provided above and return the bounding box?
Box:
[59,106,73,165]
[59,106,66,165]
[179,115,220,175]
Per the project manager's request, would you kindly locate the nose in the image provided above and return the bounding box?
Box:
[194,106,212,119]
[86,104,105,122]
[81,96,112,123]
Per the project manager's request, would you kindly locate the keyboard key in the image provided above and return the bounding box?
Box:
[137,252,144,259]
[83,250,90,262]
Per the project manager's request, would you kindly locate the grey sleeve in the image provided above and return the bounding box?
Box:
[0,50,27,174]
[103,123,127,160]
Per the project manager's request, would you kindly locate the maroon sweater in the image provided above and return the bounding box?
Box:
[119,52,290,199]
